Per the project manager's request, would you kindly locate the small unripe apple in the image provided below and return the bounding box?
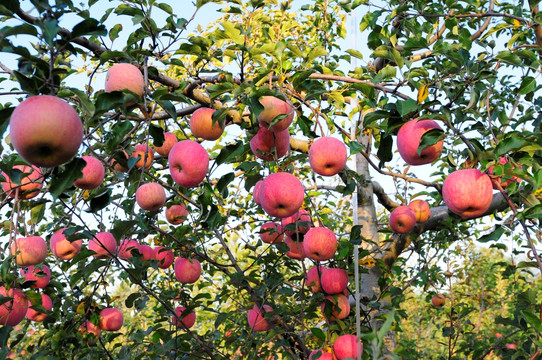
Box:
[74,156,105,190]
[50,227,83,260]
[431,294,446,307]
[105,63,145,99]
[303,227,338,261]
[190,108,225,141]
[442,169,493,218]
[10,236,47,266]
[174,257,201,283]
[249,125,290,161]
[26,293,52,322]
[306,265,327,293]
[309,136,348,176]
[131,144,154,169]
[408,199,431,223]
[257,96,294,132]
[0,286,28,326]
[1,165,43,200]
[259,222,284,244]
[153,132,178,156]
[397,118,443,165]
[321,268,349,294]
[259,172,305,218]
[247,304,273,332]
[333,334,363,360]
[100,307,124,331]
[389,206,417,234]
[9,95,83,167]
[20,265,51,289]
[165,204,188,225]
[118,239,140,259]
[281,209,311,237]
[154,246,174,269]
[173,306,196,329]
[168,140,209,188]
[89,232,117,258]
[136,182,166,211]
[79,320,101,344]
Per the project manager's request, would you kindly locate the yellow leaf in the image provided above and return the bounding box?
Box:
[76,302,86,315]
[417,84,429,103]
[359,258,376,268]
[83,190,90,200]
[513,19,521,30]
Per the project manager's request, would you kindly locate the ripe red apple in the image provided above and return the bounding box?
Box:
[173,306,196,329]
[309,349,333,360]
[257,96,294,132]
[1,165,43,200]
[431,294,446,307]
[284,236,306,260]
[50,227,83,260]
[174,257,201,283]
[138,244,155,261]
[309,136,348,176]
[110,149,129,172]
[397,119,443,165]
[168,140,209,188]
[74,156,105,190]
[333,334,363,360]
[260,222,284,244]
[154,246,174,269]
[9,95,83,167]
[321,293,350,321]
[488,157,522,189]
[79,320,101,344]
[136,182,166,211]
[118,239,140,259]
[321,268,349,295]
[259,172,305,218]
[131,144,154,169]
[253,180,263,205]
[10,236,47,266]
[26,293,52,322]
[408,199,431,223]
[247,304,273,332]
[153,132,178,156]
[306,265,327,293]
[20,265,51,289]
[281,209,311,237]
[165,204,188,225]
[104,63,145,98]
[249,125,290,161]
[99,307,124,331]
[190,107,225,141]
[389,205,417,234]
[442,169,493,218]
[0,286,28,326]
[303,227,338,261]
[89,232,117,258]
[505,343,517,350]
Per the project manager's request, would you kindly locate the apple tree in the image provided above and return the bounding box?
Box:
[0,0,541,358]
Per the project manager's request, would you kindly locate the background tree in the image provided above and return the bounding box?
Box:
[0,0,541,359]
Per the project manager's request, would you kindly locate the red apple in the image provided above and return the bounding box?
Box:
[136,182,166,211]
[26,293,52,322]
[257,96,294,132]
[79,320,101,344]
[174,257,201,283]
[333,334,363,360]
[118,239,140,259]
[253,180,263,205]
[408,199,431,223]
[89,232,117,258]
[306,265,327,293]
[50,227,83,260]
[110,149,129,172]
[249,125,290,161]
[1,165,43,200]
[431,294,446,307]
[247,305,273,332]
[488,157,522,189]
[321,268,348,295]
[397,118,443,165]
[0,286,28,326]
[389,205,417,234]
[131,144,154,169]
[321,293,350,321]
[173,306,196,329]
[284,236,306,260]
[99,307,124,331]
[505,343,517,350]
[138,244,155,261]
[190,107,225,141]
[442,169,493,218]
[20,265,51,289]
[259,172,305,218]
[260,222,284,244]
[309,136,348,176]
[168,140,209,188]
[165,204,188,225]
[105,63,145,98]
[74,156,105,190]
[154,246,174,269]
[281,209,312,237]
[9,95,83,167]
[153,132,178,156]
[309,349,334,360]
[10,236,47,266]
[303,227,338,261]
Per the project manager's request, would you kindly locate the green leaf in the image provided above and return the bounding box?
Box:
[518,76,537,95]
[521,310,542,331]
[155,99,177,121]
[0,0,20,14]
[215,142,245,165]
[207,82,235,100]
[310,327,326,341]
[71,18,107,38]
[478,226,505,243]
[418,128,445,155]
[346,49,363,60]
[86,190,111,213]
[156,2,173,14]
[391,47,403,68]
[41,18,60,46]
[0,24,38,37]
[109,24,123,41]
[350,225,363,245]
[149,124,165,147]
[48,158,86,199]
[495,136,528,155]
[396,99,417,116]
